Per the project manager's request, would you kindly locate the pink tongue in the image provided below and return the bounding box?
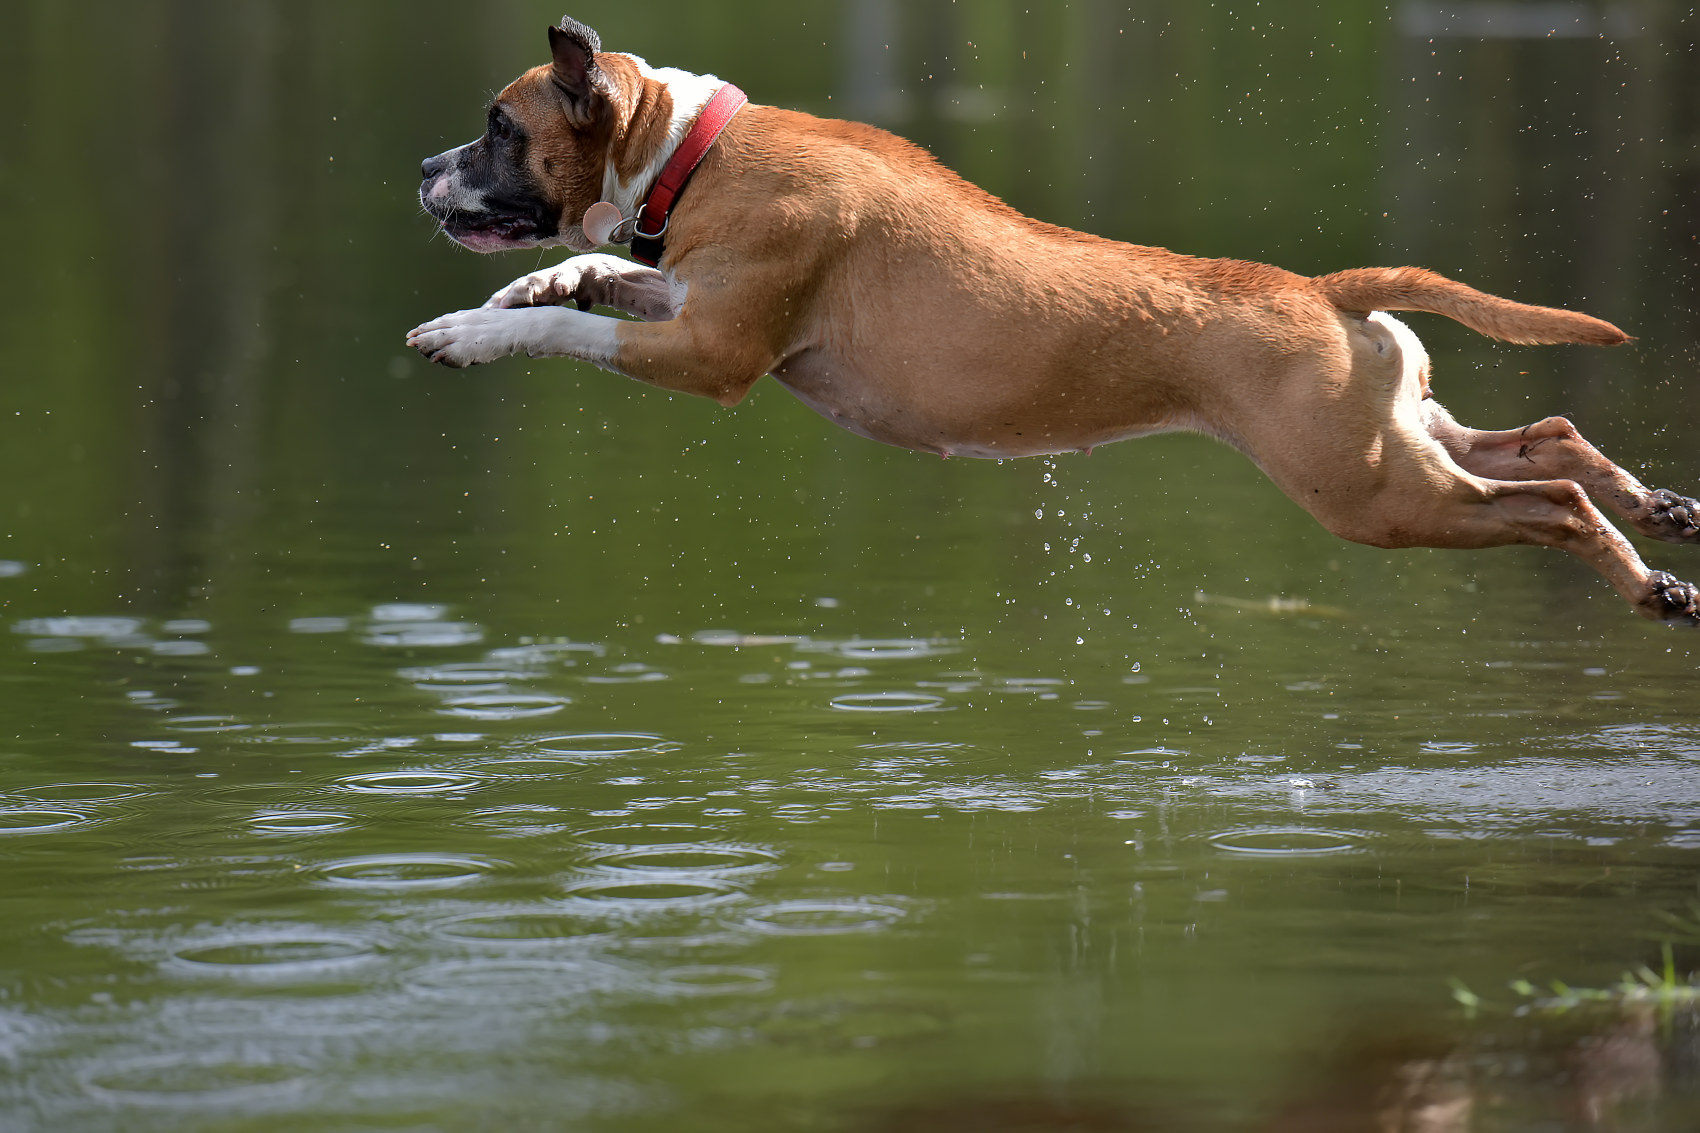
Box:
[582,202,623,246]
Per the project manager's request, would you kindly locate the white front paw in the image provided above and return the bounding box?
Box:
[407,308,528,368]
[483,264,583,310]
[482,253,631,310]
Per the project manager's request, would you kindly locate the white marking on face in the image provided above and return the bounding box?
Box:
[601,55,726,216]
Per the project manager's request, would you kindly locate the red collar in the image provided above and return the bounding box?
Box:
[629,83,747,267]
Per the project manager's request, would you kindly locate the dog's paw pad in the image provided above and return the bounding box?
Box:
[1645,489,1700,542]
[1647,570,1700,625]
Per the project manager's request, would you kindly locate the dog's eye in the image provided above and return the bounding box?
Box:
[487,107,512,142]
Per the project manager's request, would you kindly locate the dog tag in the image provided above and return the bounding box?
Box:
[582,201,623,246]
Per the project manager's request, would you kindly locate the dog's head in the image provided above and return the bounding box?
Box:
[419,17,623,253]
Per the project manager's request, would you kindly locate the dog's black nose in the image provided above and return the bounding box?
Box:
[421,152,450,180]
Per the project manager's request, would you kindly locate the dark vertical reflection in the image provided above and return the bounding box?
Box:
[126,2,283,612]
[842,0,902,123]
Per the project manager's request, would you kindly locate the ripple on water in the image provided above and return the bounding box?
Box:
[583,664,669,684]
[829,691,949,713]
[486,641,605,664]
[1207,825,1367,857]
[371,603,448,622]
[655,964,775,997]
[741,899,909,936]
[527,732,679,758]
[237,724,368,754]
[858,741,993,768]
[80,1052,313,1106]
[428,908,614,948]
[288,616,349,634]
[1116,747,1190,762]
[207,783,330,809]
[560,874,742,911]
[166,929,382,980]
[310,852,505,890]
[246,810,359,836]
[399,661,540,686]
[461,756,589,780]
[830,638,957,661]
[151,639,211,658]
[996,678,1070,698]
[691,629,807,647]
[0,807,102,835]
[436,693,569,721]
[588,843,779,877]
[576,821,724,848]
[362,621,484,648]
[462,805,575,837]
[405,957,632,1002]
[163,715,251,734]
[13,615,145,639]
[332,770,486,796]
[25,637,85,653]
[18,781,151,803]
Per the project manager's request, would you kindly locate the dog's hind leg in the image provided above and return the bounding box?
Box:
[1252,420,1700,625]
[1362,470,1699,625]
[1462,477,1699,624]
[1423,404,1700,544]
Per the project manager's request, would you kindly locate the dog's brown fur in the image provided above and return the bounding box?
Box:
[409,17,1700,626]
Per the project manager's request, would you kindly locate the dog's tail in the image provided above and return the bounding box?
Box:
[1312,266,1630,346]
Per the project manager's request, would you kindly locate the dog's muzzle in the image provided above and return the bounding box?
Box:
[419,149,460,211]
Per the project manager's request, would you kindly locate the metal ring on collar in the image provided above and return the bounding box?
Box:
[630,213,669,242]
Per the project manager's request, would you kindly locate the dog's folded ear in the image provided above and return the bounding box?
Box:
[549,17,612,128]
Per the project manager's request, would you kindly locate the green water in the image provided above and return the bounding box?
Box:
[3,3,1700,1129]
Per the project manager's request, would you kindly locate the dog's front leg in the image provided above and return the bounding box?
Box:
[482,253,679,321]
[406,305,621,370]
[408,302,774,407]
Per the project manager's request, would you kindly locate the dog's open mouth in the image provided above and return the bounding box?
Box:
[420,188,556,252]
[438,214,548,253]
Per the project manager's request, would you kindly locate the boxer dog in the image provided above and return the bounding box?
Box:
[409,16,1700,626]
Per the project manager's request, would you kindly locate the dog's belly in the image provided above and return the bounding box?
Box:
[771,348,1181,459]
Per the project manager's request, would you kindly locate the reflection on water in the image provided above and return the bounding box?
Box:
[4,0,1700,1129]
